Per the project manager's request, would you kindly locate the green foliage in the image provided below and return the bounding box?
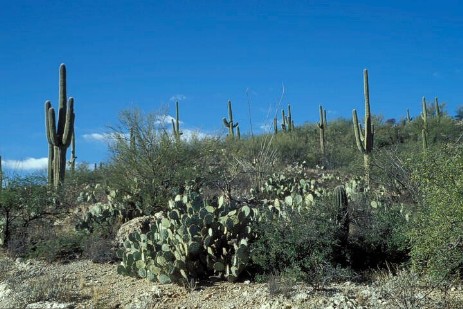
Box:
[408,143,463,280]
[250,198,345,285]
[27,231,85,262]
[106,109,223,214]
[0,174,54,250]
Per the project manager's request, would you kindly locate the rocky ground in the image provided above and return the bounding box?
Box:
[1,252,463,309]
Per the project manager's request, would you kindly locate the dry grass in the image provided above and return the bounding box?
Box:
[374,266,463,309]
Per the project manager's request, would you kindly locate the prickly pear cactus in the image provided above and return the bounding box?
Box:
[75,187,142,233]
[117,190,259,284]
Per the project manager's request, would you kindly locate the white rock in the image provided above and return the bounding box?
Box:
[26,302,75,309]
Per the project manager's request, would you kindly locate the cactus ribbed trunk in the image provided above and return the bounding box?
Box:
[171,101,182,141]
[45,64,75,189]
[421,97,428,152]
[70,132,76,174]
[352,69,374,185]
[223,100,238,138]
[318,105,326,159]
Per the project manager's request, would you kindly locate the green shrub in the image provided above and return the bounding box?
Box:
[347,195,410,270]
[408,143,463,280]
[250,199,345,285]
[27,230,85,262]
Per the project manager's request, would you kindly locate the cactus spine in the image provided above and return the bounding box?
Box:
[421,97,428,151]
[171,101,182,141]
[318,105,327,158]
[352,69,374,184]
[223,100,238,138]
[45,64,75,188]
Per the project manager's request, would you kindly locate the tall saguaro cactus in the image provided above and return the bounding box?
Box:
[318,105,327,158]
[171,101,182,141]
[223,100,239,138]
[281,104,295,132]
[421,97,428,151]
[352,69,374,184]
[45,64,75,188]
[434,97,441,122]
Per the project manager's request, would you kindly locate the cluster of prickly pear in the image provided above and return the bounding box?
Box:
[75,202,121,232]
[76,187,142,233]
[77,183,106,204]
[260,172,327,200]
[117,190,258,284]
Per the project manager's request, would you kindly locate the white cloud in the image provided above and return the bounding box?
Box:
[180,129,210,141]
[155,115,176,126]
[260,122,274,133]
[3,157,48,171]
[83,133,110,141]
[169,94,187,102]
[83,132,128,142]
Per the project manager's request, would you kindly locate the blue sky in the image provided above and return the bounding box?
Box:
[1,0,463,171]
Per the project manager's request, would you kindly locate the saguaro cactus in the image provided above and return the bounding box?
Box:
[421,97,428,151]
[273,117,278,135]
[281,104,295,132]
[171,101,182,141]
[406,109,412,123]
[69,132,77,174]
[334,185,349,261]
[223,100,238,138]
[434,97,441,122]
[318,105,327,158]
[45,64,75,188]
[352,69,374,184]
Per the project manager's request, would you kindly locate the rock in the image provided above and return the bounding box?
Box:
[115,213,163,247]
[26,302,75,309]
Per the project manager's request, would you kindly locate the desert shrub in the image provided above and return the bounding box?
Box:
[106,109,233,214]
[0,174,58,255]
[250,198,346,285]
[81,229,117,263]
[408,143,463,281]
[27,230,85,262]
[323,118,359,170]
[347,190,410,270]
